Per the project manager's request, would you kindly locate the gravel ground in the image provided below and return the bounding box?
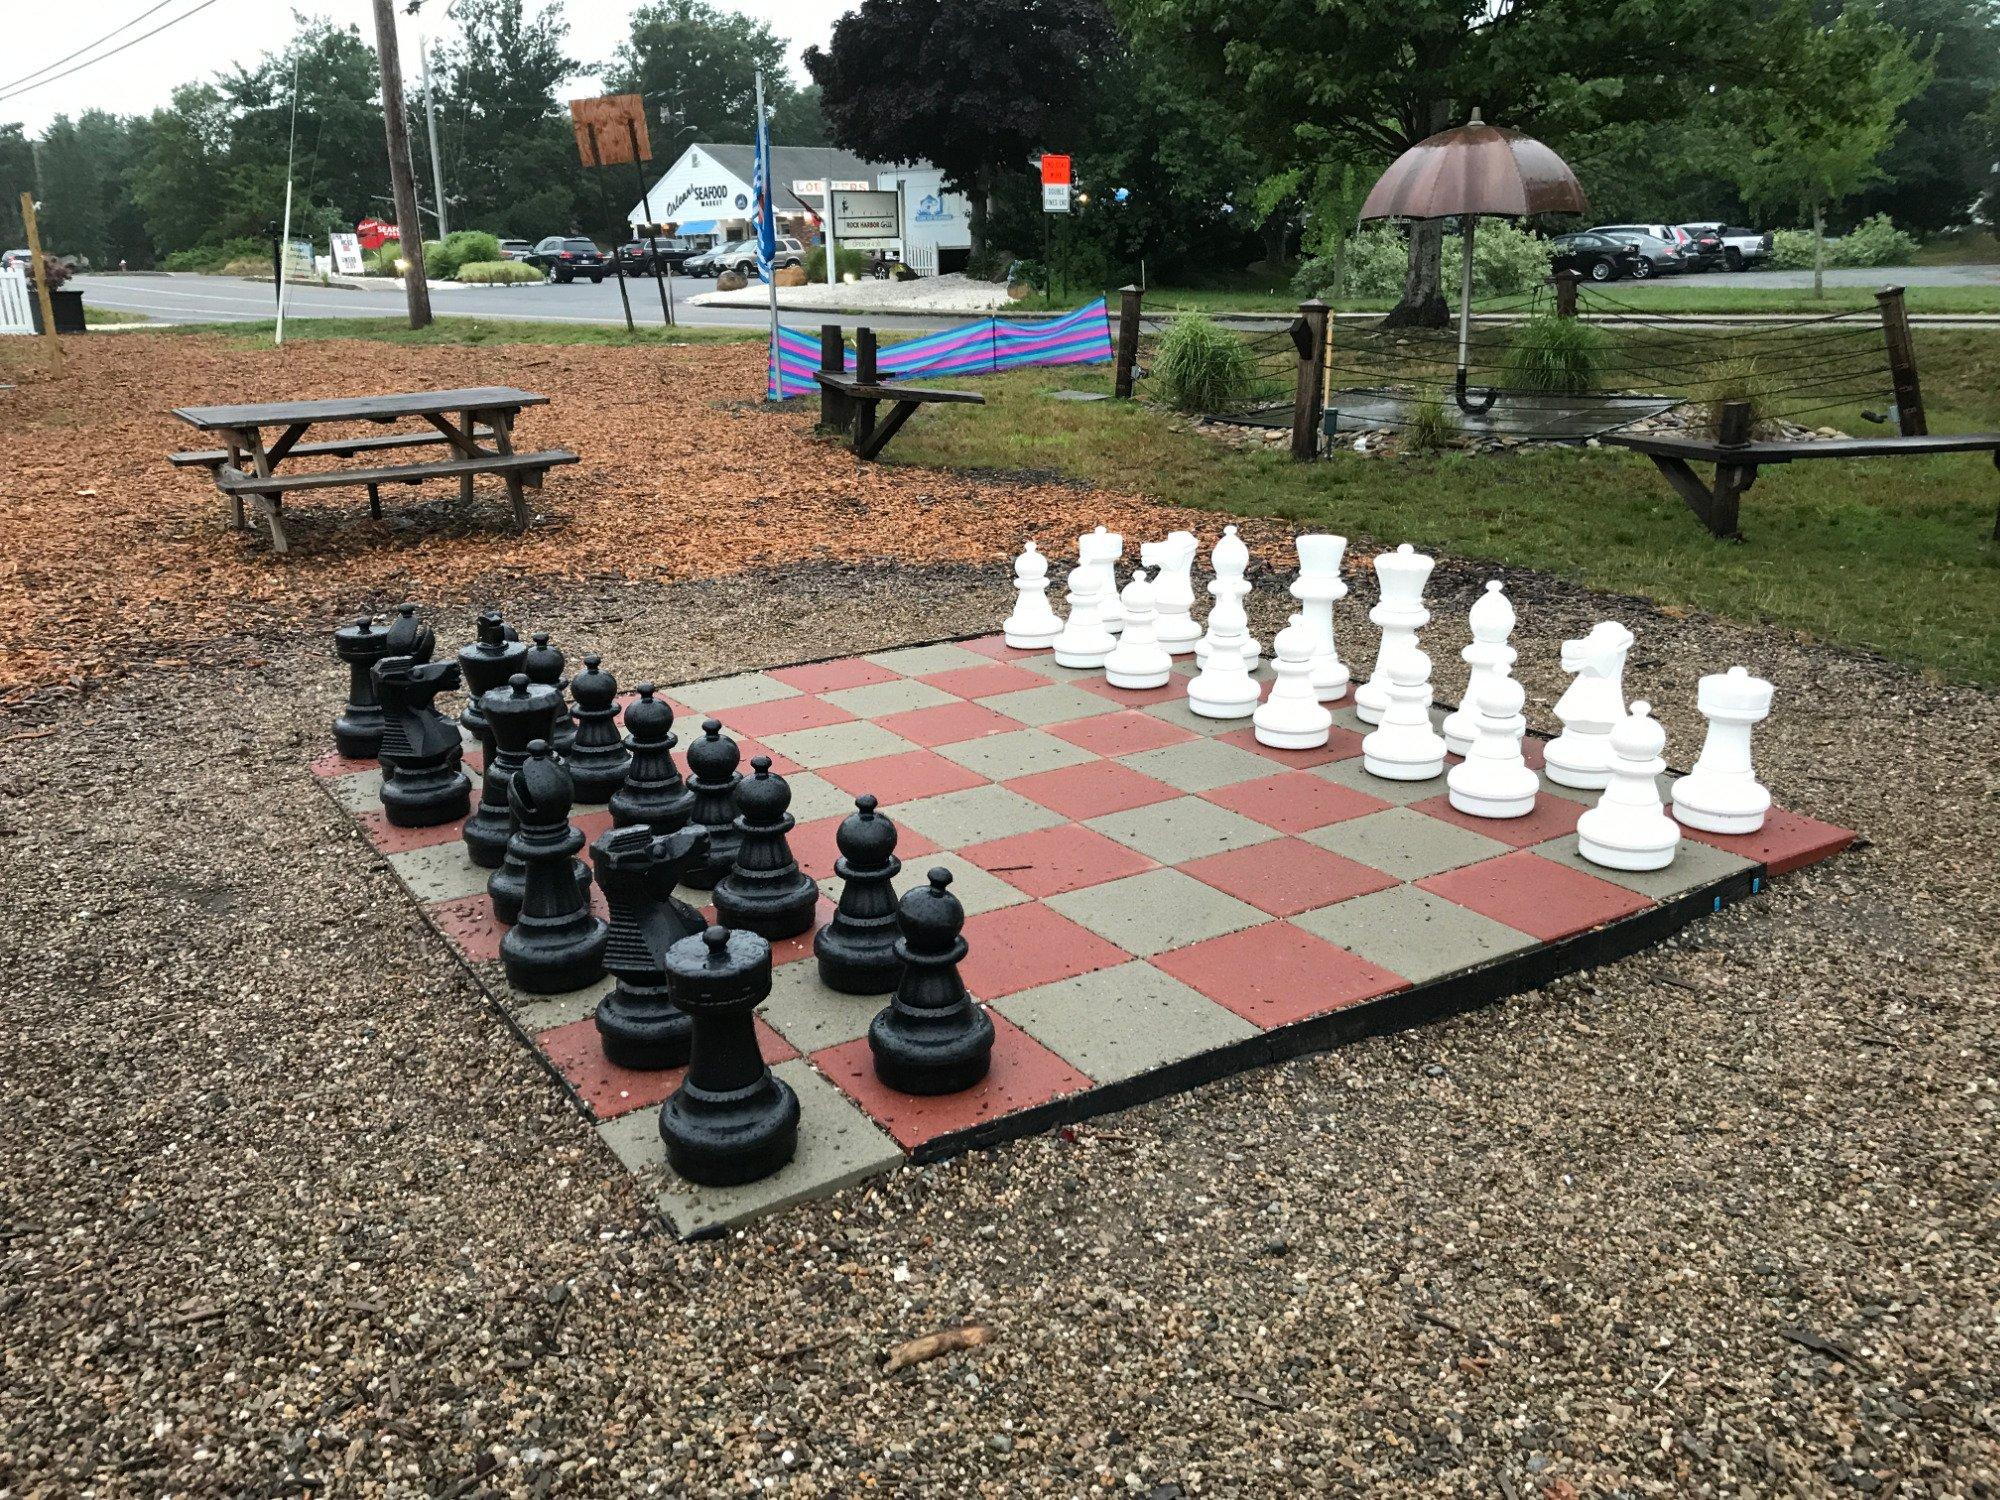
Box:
[1,556,1995,1497]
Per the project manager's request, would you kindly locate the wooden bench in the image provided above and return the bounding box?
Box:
[216,449,578,530]
[813,325,985,461]
[168,424,497,470]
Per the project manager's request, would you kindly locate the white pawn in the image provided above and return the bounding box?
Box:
[1140,531,1202,655]
[1442,580,1518,757]
[1578,701,1680,870]
[1195,524,1261,668]
[1186,588,1260,719]
[1103,570,1171,690]
[1052,565,1116,669]
[1253,615,1331,749]
[1002,540,1064,650]
[1447,678,1538,818]
[1361,647,1446,780]
[1290,533,1350,702]
[1545,621,1636,790]
[1079,526,1125,633]
[1673,666,1774,834]
[1355,543,1434,725]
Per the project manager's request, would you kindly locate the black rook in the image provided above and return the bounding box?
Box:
[332,615,388,759]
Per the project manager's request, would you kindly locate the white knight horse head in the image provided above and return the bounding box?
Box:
[1560,621,1635,678]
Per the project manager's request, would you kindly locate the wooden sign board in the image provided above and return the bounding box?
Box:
[570,95,652,166]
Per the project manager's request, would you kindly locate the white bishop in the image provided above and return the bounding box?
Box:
[1195,525,1261,667]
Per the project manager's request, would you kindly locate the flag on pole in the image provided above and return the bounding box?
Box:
[751,80,778,281]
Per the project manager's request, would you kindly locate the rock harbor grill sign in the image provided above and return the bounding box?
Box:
[830,190,900,240]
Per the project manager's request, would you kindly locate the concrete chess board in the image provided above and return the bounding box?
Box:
[313,632,1853,1239]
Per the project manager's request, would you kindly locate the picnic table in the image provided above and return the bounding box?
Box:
[169,386,578,553]
[813,325,984,461]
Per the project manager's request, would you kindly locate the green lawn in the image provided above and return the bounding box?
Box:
[882,329,2000,683]
[148,315,761,347]
[1016,281,2000,317]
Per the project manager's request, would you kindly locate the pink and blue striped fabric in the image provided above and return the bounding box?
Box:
[766,298,1113,400]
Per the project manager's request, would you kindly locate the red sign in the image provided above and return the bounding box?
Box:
[1040,154,1071,187]
[355,218,402,251]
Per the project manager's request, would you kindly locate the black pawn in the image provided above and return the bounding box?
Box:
[332,615,387,759]
[466,671,558,871]
[713,757,819,940]
[592,823,710,1069]
[372,655,472,827]
[814,795,904,994]
[608,684,692,831]
[566,655,632,804]
[500,740,607,995]
[659,926,799,1186]
[383,601,436,664]
[523,631,576,753]
[455,610,526,744]
[870,868,993,1095]
[678,719,743,890]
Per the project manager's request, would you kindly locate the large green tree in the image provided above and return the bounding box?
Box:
[434,0,582,236]
[1846,0,1999,231]
[0,124,33,247]
[606,0,826,149]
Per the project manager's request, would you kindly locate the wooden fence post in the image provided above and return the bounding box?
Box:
[1875,285,1927,436]
[1550,269,1580,319]
[1114,284,1142,399]
[1290,298,1330,462]
[1710,399,1754,539]
[20,192,61,367]
[818,323,848,432]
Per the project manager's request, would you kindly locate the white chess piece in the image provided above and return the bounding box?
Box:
[1052,565,1116,668]
[1441,581,1518,757]
[1577,701,1680,870]
[1186,587,1261,719]
[1361,647,1446,780]
[1355,543,1434,725]
[1290,533,1350,703]
[1446,678,1538,818]
[1103,570,1172,690]
[1672,667,1774,833]
[1079,526,1125,633]
[1140,531,1202,655]
[1545,621,1636,789]
[1002,540,1064,650]
[1195,524,1261,668]
[1253,615,1331,749]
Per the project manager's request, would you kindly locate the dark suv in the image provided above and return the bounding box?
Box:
[526,236,607,283]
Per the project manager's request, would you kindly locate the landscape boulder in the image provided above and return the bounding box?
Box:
[715,270,749,292]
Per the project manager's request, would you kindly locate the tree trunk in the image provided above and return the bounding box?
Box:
[968,175,989,261]
[1381,218,1449,329]
[1260,211,1287,272]
[1811,202,1825,299]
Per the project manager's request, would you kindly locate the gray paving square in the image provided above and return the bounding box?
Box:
[599,1060,904,1237]
[762,720,917,769]
[993,961,1258,1083]
[1328,703,1371,736]
[672,672,799,714]
[1119,737,1274,793]
[1141,698,1241,737]
[938,728,1096,781]
[1291,886,1537,984]
[782,770,856,823]
[865,642,993,676]
[816,854,1028,918]
[1019,654,1104,683]
[386,842,491,902]
[984,682,1121,727]
[1315,756,1447,805]
[1087,797,1280,866]
[893,784,1067,848]
[501,972,615,1031]
[1532,831,1756,899]
[823,678,958,718]
[1305,807,1510,880]
[327,767,385,812]
[1046,868,1267,957]
[756,961,881,1051]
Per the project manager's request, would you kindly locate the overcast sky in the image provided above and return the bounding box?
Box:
[2,0,836,134]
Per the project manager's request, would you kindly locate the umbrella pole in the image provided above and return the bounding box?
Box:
[1455,216,1496,415]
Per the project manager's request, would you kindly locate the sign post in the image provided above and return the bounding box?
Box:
[19,192,61,365]
[1041,154,1071,302]
[569,93,674,328]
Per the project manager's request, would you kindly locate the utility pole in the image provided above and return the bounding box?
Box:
[370,0,431,328]
[420,35,448,239]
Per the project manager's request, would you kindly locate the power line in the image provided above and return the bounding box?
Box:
[0,0,183,94]
[0,0,227,106]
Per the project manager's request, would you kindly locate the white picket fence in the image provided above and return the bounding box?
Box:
[903,243,938,279]
[0,267,34,335]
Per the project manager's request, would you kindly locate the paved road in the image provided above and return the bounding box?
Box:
[1660,262,1999,288]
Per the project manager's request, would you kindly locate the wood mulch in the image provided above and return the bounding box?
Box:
[0,335,1236,708]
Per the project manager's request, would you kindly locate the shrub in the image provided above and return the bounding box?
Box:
[1152,313,1257,413]
[803,245,869,282]
[1502,313,1610,394]
[163,237,267,273]
[456,259,538,284]
[1770,214,1917,270]
[364,244,406,275]
[1698,356,1784,439]
[964,244,1014,282]
[444,230,502,268]
[1296,220,1552,301]
[1403,389,1458,452]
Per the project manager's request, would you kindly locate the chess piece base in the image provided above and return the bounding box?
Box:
[1311,665,1351,703]
[1004,623,1061,650]
[679,827,742,890]
[713,872,818,941]
[333,710,383,761]
[1157,623,1202,656]
[870,1004,995,1095]
[464,804,512,867]
[1448,785,1536,819]
[490,858,590,926]
[815,920,902,995]
[501,915,608,994]
[1187,682,1260,720]
[1577,820,1679,871]
[1671,782,1770,835]
[1105,663,1170,690]
[1253,718,1330,750]
[1543,735,1612,790]
[596,987,693,1069]
[1352,681,1389,725]
[1364,750,1444,781]
[1054,642,1111,669]
[660,1074,800,1186]
[568,757,633,806]
[381,770,471,828]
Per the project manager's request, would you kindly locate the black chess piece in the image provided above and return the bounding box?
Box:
[480,675,589,923]
[608,684,693,832]
[714,757,819,940]
[372,655,472,827]
[814,795,904,995]
[659,926,799,1186]
[500,740,608,994]
[383,601,436,664]
[870,868,993,1095]
[332,615,387,759]
[679,719,743,890]
[523,631,576,753]
[456,610,526,744]
[565,655,632,804]
[592,823,711,1069]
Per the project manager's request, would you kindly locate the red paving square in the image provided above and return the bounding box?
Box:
[819,749,988,804]
[538,1014,799,1121]
[1077,672,1189,707]
[427,891,506,962]
[354,808,467,855]
[959,634,1039,660]
[1046,710,1196,758]
[1005,760,1181,822]
[767,658,899,693]
[311,748,377,778]
[758,895,839,968]
[1680,805,1855,876]
[462,747,485,775]
[812,1011,1094,1149]
[957,902,1131,997]
[1418,851,1652,942]
[729,734,801,777]
[877,699,1021,749]
[791,813,939,881]
[1201,771,1388,834]
[918,662,1047,699]
[720,694,857,738]
[960,824,1158,900]
[1216,723,1366,768]
[1521,737,1548,770]
[1154,924,1407,1028]
[1181,839,1399,918]
[1408,790,1585,848]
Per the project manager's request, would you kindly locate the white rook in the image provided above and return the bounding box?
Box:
[1672,666,1774,834]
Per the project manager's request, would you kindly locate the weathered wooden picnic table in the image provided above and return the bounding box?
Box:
[168,386,577,553]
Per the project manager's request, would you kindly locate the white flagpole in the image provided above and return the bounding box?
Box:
[276,53,300,347]
[757,69,778,397]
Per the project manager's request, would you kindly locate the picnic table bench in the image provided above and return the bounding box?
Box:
[813,325,984,461]
[168,386,576,553]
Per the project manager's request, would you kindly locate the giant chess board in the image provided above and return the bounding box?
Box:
[313,633,1852,1238]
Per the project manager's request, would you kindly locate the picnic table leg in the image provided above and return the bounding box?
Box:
[368,483,383,519]
[223,436,248,530]
[459,409,476,508]
[857,400,921,462]
[1648,456,1723,535]
[851,397,878,457]
[485,406,530,531]
[244,428,291,554]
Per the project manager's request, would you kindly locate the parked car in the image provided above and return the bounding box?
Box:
[496,238,533,262]
[1591,222,1698,254]
[524,235,607,282]
[2,248,33,271]
[1598,230,1692,278]
[683,240,751,277]
[615,236,697,274]
[718,236,806,277]
[1549,232,1644,283]
[1682,221,1773,271]
[1675,225,1725,270]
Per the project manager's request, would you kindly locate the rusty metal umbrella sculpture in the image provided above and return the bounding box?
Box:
[1359,109,1589,413]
